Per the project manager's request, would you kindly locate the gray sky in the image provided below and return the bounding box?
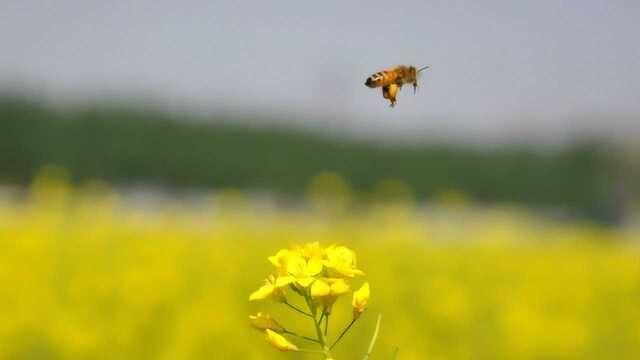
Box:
[1,0,639,144]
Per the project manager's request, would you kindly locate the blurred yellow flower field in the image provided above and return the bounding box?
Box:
[1,175,639,359]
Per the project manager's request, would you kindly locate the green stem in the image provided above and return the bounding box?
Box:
[283,330,321,344]
[283,300,313,317]
[303,289,333,359]
[324,312,329,336]
[362,313,382,360]
[297,349,325,354]
[330,317,357,350]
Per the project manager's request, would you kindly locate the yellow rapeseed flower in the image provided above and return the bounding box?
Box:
[311,278,350,310]
[251,242,374,355]
[352,282,370,319]
[249,275,285,302]
[324,245,365,278]
[249,312,286,333]
[275,252,323,288]
[265,329,298,352]
[268,249,292,276]
[310,278,332,297]
[293,241,325,260]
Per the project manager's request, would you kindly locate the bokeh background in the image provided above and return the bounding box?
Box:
[1,1,639,359]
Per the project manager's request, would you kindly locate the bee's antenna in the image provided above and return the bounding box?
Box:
[418,65,430,72]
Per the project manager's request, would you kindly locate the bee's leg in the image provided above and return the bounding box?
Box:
[413,82,418,94]
[383,85,397,107]
[382,85,390,99]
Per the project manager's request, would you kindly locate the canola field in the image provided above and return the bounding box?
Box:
[1,175,639,359]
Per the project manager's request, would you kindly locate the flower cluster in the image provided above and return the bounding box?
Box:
[249,242,370,358]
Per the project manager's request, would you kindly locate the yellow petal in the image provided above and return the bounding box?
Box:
[285,254,307,277]
[265,329,298,352]
[297,276,315,288]
[249,312,286,333]
[306,257,324,276]
[302,241,325,259]
[324,245,364,278]
[249,283,274,301]
[311,279,331,297]
[346,268,366,277]
[352,282,370,318]
[275,275,295,288]
[330,279,350,295]
[268,249,291,268]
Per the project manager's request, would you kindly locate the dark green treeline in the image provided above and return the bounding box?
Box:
[0,97,612,217]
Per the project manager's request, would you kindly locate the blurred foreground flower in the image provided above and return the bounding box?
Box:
[249,242,388,359]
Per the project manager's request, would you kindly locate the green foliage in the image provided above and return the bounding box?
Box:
[0,96,612,216]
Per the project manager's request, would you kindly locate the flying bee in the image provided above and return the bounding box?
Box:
[364,65,429,107]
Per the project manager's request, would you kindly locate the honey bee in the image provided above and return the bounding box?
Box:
[364,65,429,107]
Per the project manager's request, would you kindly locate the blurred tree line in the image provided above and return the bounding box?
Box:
[0,96,619,218]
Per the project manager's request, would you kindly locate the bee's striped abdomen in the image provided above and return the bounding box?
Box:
[364,69,400,88]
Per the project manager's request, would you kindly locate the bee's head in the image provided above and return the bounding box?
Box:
[365,72,382,88]
[365,77,374,87]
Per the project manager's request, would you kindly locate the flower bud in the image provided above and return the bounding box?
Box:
[352,282,370,319]
[249,312,285,333]
[265,329,298,352]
